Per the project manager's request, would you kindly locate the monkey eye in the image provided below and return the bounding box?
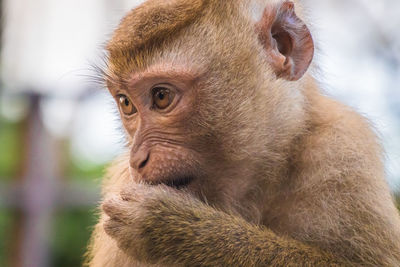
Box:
[118,94,137,115]
[152,86,175,110]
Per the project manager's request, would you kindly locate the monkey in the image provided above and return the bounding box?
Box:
[85,0,400,266]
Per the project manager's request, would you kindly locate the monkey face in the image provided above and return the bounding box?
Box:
[108,65,213,191]
[105,0,314,205]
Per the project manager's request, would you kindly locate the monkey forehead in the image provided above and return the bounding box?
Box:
[107,0,208,65]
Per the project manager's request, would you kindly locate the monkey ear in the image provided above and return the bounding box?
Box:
[256,1,314,81]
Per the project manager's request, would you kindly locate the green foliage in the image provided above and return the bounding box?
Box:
[65,143,106,182]
[51,209,99,267]
[0,118,23,180]
[67,161,105,182]
[0,210,13,267]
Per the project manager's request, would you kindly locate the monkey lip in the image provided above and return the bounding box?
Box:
[160,176,195,189]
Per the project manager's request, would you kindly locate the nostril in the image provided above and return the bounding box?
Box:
[139,153,150,169]
[130,149,151,171]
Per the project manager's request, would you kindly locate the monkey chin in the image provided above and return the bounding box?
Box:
[129,165,196,190]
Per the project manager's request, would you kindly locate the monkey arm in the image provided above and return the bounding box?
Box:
[102,185,348,266]
[141,194,348,266]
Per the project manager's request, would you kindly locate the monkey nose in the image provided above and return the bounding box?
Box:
[130,149,150,171]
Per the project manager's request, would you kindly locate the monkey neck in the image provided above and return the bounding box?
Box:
[257,75,321,223]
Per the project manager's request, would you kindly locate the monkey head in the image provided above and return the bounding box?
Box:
[104,0,314,210]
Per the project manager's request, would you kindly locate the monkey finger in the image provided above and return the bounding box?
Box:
[102,197,131,221]
[103,197,143,224]
[103,218,125,238]
[120,188,136,201]
[120,181,148,196]
[102,196,120,214]
[120,183,157,203]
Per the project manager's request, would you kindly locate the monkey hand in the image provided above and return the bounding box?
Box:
[102,182,256,265]
[101,182,281,266]
[102,183,205,264]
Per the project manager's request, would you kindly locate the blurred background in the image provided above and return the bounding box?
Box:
[0,0,399,266]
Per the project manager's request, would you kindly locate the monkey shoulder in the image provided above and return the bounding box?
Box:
[274,94,400,265]
[300,93,383,174]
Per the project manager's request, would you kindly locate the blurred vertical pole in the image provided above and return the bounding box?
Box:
[0,0,2,52]
[16,94,59,267]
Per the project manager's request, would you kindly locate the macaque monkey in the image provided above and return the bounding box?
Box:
[86,0,400,266]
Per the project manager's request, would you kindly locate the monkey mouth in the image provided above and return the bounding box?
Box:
[161,176,195,189]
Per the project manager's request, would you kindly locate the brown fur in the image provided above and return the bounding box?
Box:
[86,0,400,266]
[107,0,209,74]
